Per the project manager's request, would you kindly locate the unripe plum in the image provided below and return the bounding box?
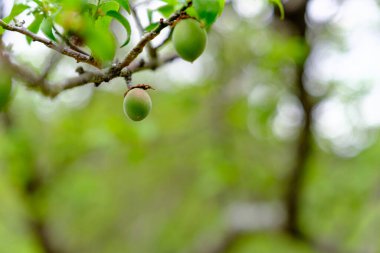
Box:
[172,19,207,62]
[123,88,152,121]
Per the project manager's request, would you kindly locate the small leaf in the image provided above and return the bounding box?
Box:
[192,0,221,26]
[145,22,159,32]
[157,5,174,18]
[162,0,179,6]
[106,10,131,47]
[98,1,119,18]
[185,6,197,18]
[84,17,116,62]
[85,3,98,16]
[218,0,225,16]
[269,0,285,19]
[32,0,43,6]
[26,14,44,44]
[3,4,29,23]
[147,9,153,24]
[41,17,56,41]
[114,0,131,14]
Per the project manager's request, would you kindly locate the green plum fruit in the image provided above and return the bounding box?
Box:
[0,72,12,111]
[123,88,152,121]
[172,19,207,62]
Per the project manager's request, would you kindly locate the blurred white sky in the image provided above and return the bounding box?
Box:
[235,0,380,156]
[3,0,380,156]
[308,0,380,156]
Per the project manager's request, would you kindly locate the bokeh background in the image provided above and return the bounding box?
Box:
[1,0,380,252]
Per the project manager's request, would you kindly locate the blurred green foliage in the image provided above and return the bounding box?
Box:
[1,1,380,253]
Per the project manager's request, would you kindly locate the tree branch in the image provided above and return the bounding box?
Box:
[0,1,191,97]
[118,1,192,69]
[189,1,348,253]
[0,45,178,97]
[1,0,191,71]
[29,220,64,253]
[21,161,66,253]
[0,19,99,67]
[39,51,63,81]
[52,26,91,57]
[130,5,158,65]
[281,0,313,238]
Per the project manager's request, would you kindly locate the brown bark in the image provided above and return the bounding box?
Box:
[282,0,313,238]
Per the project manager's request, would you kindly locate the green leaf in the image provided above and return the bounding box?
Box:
[157,5,175,18]
[84,17,116,62]
[269,0,285,19]
[32,0,43,7]
[106,10,131,47]
[26,14,44,44]
[145,22,159,32]
[85,3,98,16]
[2,3,29,23]
[218,0,225,16]
[147,9,153,24]
[60,0,84,10]
[192,0,221,26]
[161,0,178,6]
[185,6,197,18]
[41,17,56,41]
[98,1,120,18]
[114,0,131,14]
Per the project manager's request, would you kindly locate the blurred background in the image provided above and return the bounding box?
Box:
[1,0,380,252]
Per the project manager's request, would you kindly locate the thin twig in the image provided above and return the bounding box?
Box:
[130,5,158,64]
[0,19,99,67]
[39,51,63,81]
[52,26,90,57]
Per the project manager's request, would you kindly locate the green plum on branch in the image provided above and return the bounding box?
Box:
[172,18,207,62]
[123,86,152,121]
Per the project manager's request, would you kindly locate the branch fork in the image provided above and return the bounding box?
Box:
[0,1,193,97]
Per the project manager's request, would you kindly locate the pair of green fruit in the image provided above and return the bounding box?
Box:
[124,19,207,121]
